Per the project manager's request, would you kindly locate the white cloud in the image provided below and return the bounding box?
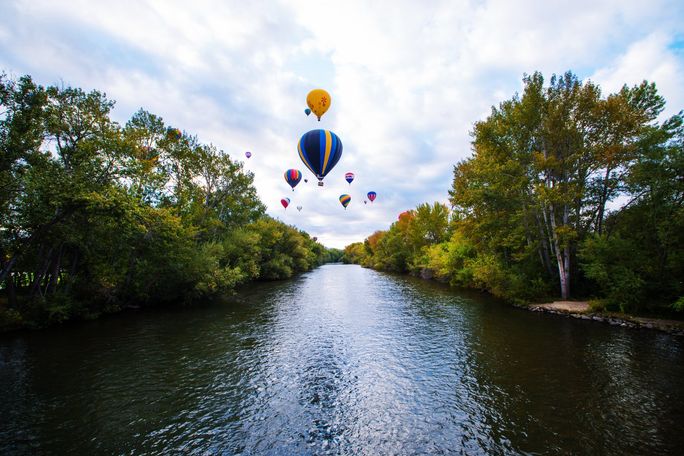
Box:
[1,0,683,247]
[589,32,684,118]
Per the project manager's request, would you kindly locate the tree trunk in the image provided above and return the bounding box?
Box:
[596,167,613,235]
[535,209,555,277]
[63,249,79,293]
[29,247,53,299]
[0,254,18,286]
[547,202,570,299]
[5,274,17,309]
[562,203,571,299]
[46,244,64,295]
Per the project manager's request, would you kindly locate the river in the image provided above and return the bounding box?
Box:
[1,264,683,455]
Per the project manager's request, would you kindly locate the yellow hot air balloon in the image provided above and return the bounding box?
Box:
[306,89,331,121]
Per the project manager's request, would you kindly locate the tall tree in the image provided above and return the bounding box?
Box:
[450,71,670,300]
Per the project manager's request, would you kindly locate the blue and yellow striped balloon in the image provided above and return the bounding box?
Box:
[298,129,343,186]
[284,169,302,191]
[339,194,351,209]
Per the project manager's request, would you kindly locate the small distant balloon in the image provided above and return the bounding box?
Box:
[297,205,302,212]
[367,191,377,203]
[306,89,331,121]
[245,151,252,159]
[313,236,318,242]
[304,108,312,116]
[281,198,290,209]
[304,179,308,183]
[284,169,302,191]
[167,128,182,140]
[339,194,351,209]
[345,172,355,184]
[364,200,368,204]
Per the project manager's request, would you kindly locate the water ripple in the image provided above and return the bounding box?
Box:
[1,264,683,455]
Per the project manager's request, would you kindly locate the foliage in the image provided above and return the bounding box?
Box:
[0,74,331,331]
[345,71,683,314]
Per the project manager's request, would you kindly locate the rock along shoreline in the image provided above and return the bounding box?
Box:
[522,301,684,337]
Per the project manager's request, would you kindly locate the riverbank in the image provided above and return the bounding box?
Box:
[348,264,684,336]
[525,301,684,336]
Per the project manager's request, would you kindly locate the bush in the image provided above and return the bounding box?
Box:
[673,297,684,312]
[579,235,647,313]
[0,308,23,331]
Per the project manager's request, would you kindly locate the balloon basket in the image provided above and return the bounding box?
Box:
[318,181,324,187]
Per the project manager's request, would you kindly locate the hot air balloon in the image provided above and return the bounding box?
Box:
[304,179,308,183]
[281,198,290,209]
[297,205,302,212]
[312,237,318,242]
[364,201,368,204]
[306,89,331,121]
[284,169,302,191]
[167,128,182,140]
[245,151,252,159]
[298,129,343,186]
[304,108,311,116]
[345,172,355,184]
[367,191,377,203]
[339,194,351,209]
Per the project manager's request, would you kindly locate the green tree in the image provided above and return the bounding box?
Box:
[450,71,669,300]
[1,74,328,331]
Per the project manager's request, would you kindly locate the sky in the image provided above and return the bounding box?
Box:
[1,0,683,248]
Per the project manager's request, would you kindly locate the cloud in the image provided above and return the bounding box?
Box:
[1,0,683,247]
[589,32,684,118]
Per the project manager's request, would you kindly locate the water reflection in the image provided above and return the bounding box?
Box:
[1,264,683,454]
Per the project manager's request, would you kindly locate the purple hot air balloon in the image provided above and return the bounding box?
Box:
[245,151,252,159]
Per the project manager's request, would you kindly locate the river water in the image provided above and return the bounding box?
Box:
[1,264,683,455]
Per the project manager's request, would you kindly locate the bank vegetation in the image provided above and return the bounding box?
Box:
[344,72,683,316]
[0,74,340,331]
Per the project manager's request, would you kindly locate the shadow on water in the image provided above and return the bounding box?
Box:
[1,264,683,455]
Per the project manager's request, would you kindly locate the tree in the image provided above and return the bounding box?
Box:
[1,74,328,331]
[450,71,670,300]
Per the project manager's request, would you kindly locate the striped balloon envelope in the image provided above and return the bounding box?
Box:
[339,194,351,209]
[167,128,182,140]
[284,169,302,191]
[345,172,355,184]
[367,191,377,203]
[281,198,290,209]
[297,129,343,186]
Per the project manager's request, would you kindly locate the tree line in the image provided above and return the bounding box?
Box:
[0,73,340,331]
[345,72,683,315]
